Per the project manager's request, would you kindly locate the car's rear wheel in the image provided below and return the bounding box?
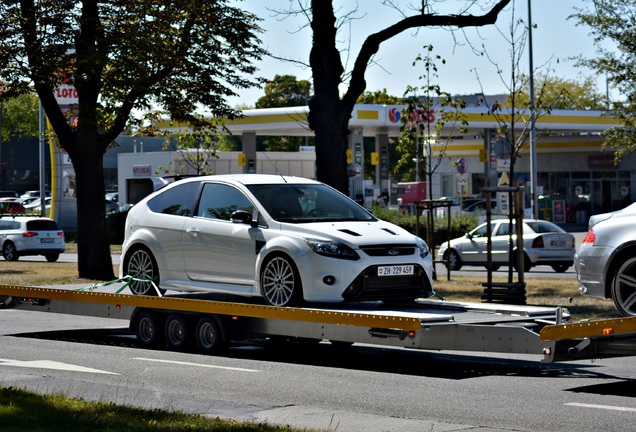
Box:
[126,247,165,296]
[611,256,636,317]
[551,264,569,273]
[260,254,303,307]
[2,242,19,261]
[444,249,462,271]
[44,253,59,262]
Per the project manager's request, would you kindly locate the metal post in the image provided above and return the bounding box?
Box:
[528,0,538,219]
[39,101,46,216]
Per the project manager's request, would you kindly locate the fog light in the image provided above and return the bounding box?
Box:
[323,275,336,285]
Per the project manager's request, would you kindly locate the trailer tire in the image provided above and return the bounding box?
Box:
[165,314,192,350]
[134,309,164,348]
[195,315,227,354]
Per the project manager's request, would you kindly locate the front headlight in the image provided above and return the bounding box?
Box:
[416,237,430,259]
[304,238,359,261]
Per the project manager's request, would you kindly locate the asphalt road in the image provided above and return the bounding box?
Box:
[1,310,635,432]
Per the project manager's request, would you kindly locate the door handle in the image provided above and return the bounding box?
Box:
[186,227,199,236]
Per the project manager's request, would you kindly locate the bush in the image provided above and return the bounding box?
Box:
[371,205,478,249]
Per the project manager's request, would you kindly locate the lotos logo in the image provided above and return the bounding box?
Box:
[388,107,401,123]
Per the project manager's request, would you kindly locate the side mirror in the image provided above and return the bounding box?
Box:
[231,210,257,227]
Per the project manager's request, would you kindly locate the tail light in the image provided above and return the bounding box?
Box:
[582,229,595,245]
[58,231,65,237]
[22,232,38,237]
[531,237,544,248]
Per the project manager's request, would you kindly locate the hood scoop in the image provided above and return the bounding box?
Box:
[381,228,398,236]
[338,229,361,237]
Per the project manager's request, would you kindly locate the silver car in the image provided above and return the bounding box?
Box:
[0,216,66,262]
[438,219,576,273]
[575,202,636,316]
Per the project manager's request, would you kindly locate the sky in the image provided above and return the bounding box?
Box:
[228,1,605,108]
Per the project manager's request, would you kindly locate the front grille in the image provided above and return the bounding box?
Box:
[342,264,432,301]
[359,244,416,257]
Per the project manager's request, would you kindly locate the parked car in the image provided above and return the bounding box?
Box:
[19,190,51,199]
[23,197,52,211]
[0,216,65,262]
[0,191,19,200]
[437,219,576,273]
[575,202,636,316]
[120,174,435,307]
[460,199,498,215]
[0,200,26,214]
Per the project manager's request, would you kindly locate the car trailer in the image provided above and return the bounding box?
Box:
[2,283,636,363]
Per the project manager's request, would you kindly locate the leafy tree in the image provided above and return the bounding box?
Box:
[0,93,39,143]
[255,74,314,151]
[356,89,402,105]
[507,73,607,111]
[0,0,264,280]
[573,0,636,161]
[255,74,312,108]
[277,0,511,195]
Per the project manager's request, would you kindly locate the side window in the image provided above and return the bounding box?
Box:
[197,183,254,221]
[147,182,199,216]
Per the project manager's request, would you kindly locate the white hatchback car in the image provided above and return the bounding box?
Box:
[438,219,576,273]
[120,174,435,307]
[0,216,66,262]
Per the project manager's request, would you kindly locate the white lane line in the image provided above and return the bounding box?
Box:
[133,357,259,372]
[566,402,636,413]
[0,358,119,375]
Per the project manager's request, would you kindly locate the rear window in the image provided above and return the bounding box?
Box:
[26,220,61,231]
[147,182,199,216]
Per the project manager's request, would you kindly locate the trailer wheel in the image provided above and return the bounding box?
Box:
[260,254,303,307]
[134,310,164,348]
[195,316,227,354]
[126,247,165,296]
[165,314,192,350]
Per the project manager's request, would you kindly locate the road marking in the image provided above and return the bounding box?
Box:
[0,358,119,375]
[566,402,636,413]
[134,357,259,372]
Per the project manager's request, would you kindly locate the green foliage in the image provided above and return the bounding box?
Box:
[574,0,636,163]
[255,75,311,108]
[506,73,608,111]
[0,93,39,142]
[356,89,402,105]
[371,205,478,247]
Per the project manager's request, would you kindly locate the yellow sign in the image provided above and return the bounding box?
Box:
[346,149,353,163]
[371,152,379,165]
[498,171,510,186]
[238,153,246,167]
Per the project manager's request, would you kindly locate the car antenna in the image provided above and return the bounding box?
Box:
[261,151,287,183]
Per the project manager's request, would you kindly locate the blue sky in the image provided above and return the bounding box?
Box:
[229,1,604,108]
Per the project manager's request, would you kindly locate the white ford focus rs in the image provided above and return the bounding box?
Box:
[120,174,435,307]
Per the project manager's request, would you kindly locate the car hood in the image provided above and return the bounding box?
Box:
[279,220,418,246]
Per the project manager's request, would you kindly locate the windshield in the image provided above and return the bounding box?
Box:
[247,183,376,223]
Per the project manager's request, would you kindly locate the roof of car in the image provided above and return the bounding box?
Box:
[174,174,320,186]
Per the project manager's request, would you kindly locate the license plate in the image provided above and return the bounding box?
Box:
[378,265,414,277]
[551,240,565,247]
[41,238,55,243]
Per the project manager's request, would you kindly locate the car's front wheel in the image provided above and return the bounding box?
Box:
[260,253,303,307]
[611,256,636,317]
[444,249,462,271]
[126,247,165,296]
[2,242,19,261]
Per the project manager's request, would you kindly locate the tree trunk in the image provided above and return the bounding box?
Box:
[70,129,115,281]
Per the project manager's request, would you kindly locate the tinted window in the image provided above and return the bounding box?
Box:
[147,182,199,216]
[26,220,61,231]
[0,220,20,230]
[196,183,254,221]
